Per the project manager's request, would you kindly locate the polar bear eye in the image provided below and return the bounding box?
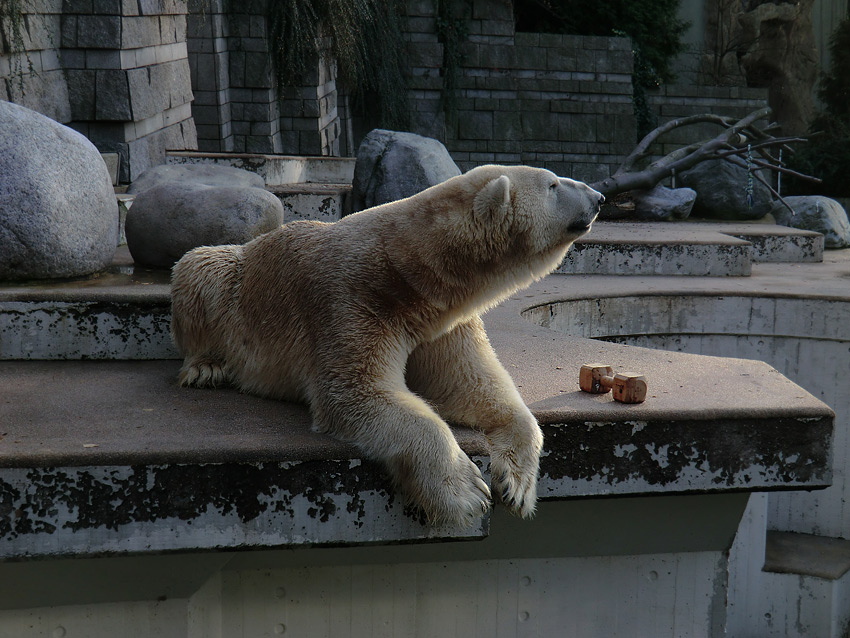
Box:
[549,182,558,191]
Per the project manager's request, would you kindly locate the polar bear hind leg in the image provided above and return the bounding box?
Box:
[171,245,241,389]
[178,355,226,388]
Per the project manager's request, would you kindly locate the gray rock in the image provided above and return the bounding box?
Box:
[631,185,697,221]
[127,163,265,195]
[125,182,284,268]
[679,159,773,220]
[352,129,461,211]
[771,196,850,248]
[0,100,118,280]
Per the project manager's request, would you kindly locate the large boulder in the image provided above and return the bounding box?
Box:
[771,196,850,248]
[631,184,697,221]
[0,101,118,280]
[126,181,284,268]
[679,159,773,220]
[352,129,461,211]
[127,163,265,195]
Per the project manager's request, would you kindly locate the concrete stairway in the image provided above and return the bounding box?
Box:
[166,151,356,222]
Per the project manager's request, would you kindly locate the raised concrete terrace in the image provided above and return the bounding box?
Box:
[0,220,846,636]
[0,222,837,555]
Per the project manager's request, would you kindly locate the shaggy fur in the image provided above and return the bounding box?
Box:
[171,165,604,526]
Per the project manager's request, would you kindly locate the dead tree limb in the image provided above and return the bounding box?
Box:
[589,106,820,201]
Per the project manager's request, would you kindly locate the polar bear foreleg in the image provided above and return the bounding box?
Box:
[407,318,543,519]
[312,386,492,527]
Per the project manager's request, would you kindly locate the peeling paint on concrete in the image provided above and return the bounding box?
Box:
[558,242,753,276]
[0,458,490,559]
[0,301,175,360]
[538,417,832,498]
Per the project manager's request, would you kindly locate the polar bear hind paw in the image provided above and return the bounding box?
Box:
[179,356,226,388]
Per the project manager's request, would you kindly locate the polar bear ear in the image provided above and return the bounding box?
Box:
[473,175,511,221]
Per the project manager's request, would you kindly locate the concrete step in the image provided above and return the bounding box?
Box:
[166,151,356,186]
[559,222,823,276]
[166,151,355,223]
[269,183,352,223]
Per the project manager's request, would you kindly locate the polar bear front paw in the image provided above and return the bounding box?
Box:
[400,450,492,528]
[488,422,543,519]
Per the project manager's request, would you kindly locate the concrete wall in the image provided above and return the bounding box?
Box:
[403,0,635,181]
[1,0,773,182]
[401,0,767,180]
[0,496,740,637]
[0,0,70,122]
[647,84,769,155]
[535,293,850,637]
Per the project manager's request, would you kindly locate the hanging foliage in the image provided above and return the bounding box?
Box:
[266,0,410,130]
[0,0,35,88]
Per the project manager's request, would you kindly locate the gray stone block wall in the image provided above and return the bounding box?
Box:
[404,0,636,181]
[0,0,71,123]
[647,84,770,156]
[0,0,197,183]
[0,0,773,181]
[187,2,342,156]
[60,0,197,182]
[187,0,233,152]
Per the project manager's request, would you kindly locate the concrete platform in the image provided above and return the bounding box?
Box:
[560,221,824,276]
[0,233,838,558]
[1,222,845,637]
[165,151,356,186]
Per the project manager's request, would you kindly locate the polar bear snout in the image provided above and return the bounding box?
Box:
[566,186,604,233]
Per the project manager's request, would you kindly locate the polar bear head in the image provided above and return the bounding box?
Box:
[377,164,604,325]
[409,164,603,283]
[465,164,603,253]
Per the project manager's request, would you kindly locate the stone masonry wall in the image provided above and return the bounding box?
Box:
[60,0,196,182]
[187,1,342,156]
[403,0,635,182]
[0,0,197,183]
[647,84,769,157]
[0,0,70,123]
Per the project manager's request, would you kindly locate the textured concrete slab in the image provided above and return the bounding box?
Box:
[561,222,753,276]
[0,227,842,559]
[560,221,824,275]
[268,183,351,222]
[764,531,850,580]
[166,151,356,186]
[683,221,824,263]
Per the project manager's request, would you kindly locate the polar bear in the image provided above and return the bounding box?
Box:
[171,165,603,526]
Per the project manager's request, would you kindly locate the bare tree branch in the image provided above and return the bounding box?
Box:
[723,155,796,217]
[589,106,821,205]
[616,113,737,174]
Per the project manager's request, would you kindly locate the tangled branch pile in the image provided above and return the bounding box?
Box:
[590,106,820,215]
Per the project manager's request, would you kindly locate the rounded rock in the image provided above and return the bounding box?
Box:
[771,195,850,248]
[0,101,118,280]
[125,182,284,268]
[352,129,461,211]
[679,159,773,220]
